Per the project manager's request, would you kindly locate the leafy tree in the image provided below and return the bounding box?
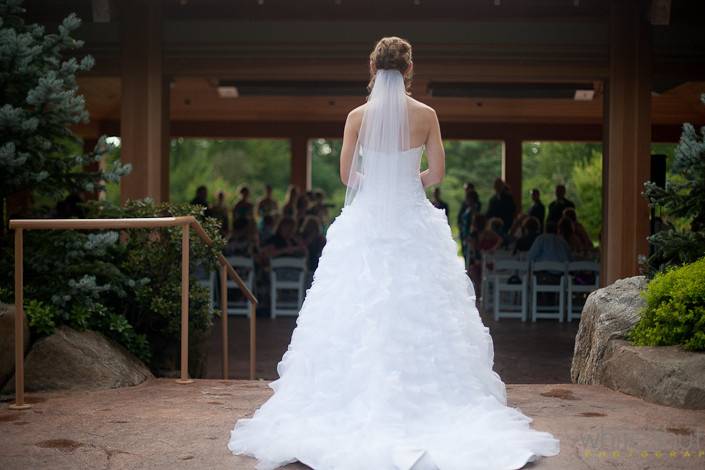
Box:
[523,142,603,242]
[0,0,129,223]
[644,98,705,276]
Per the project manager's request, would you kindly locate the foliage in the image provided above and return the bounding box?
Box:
[0,0,130,208]
[629,257,705,351]
[25,299,55,336]
[523,142,603,242]
[169,138,291,208]
[163,137,611,243]
[643,98,705,276]
[0,200,225,368]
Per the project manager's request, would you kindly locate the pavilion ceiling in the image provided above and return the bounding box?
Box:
[22,0,705,137]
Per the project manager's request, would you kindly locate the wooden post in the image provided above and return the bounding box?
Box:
[502,138,523,213]
[176,223,193,384]
[604,0,652,284]
[10,228,30,410]
[290,136,311,193]
[119,0,170,203]
[249,302,256,380]
[221,264,228,380]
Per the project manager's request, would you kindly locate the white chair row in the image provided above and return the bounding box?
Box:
[486,258,600,322]
[197,256,308,319]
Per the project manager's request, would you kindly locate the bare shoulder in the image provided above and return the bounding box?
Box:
[347,103,366,122]
[407,96,436,117]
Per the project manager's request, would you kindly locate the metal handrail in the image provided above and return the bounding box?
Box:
[8,216,258,410]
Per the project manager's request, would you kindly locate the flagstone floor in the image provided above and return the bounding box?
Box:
[2,379,704,469]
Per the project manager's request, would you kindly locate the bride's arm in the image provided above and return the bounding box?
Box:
[420,108,445,188]
[340,108,363,186]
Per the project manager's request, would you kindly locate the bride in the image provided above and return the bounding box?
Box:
[228,36,560,470]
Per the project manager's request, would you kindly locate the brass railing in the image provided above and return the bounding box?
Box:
[8,216,258,410]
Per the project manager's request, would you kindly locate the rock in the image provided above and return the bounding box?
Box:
[601,339,705,409]
[0,302,31,389]
[2,325,152,393]
[571,276,647,384]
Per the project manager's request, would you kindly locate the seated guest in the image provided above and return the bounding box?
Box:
[466,213,488,288]
[508,212,528,243]
[225,217,258,257]
[478,217,505,252]
[527,220,572,264]
[557,216,583,254]
[262,216,307,259]
[300,215,327,289]
[562,208,593,252]
[295,193,310,229]
[513,216,541,254]
[259,214,276,245]
[307,190,331,228]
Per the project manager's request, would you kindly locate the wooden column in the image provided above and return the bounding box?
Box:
[502,138,523,212]
[119,0,170,204]
[290,136,312,193]
[603,0,652,284]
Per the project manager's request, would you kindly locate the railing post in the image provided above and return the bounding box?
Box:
[176,223,193,384]
[249,302,256,380]
[10,228,31,410]
[220,263,228,380]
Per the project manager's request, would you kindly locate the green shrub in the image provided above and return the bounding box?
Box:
[629,257,705,351]
[25,299,56,336]
[1,199,225,372]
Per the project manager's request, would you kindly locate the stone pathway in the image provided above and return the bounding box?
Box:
[1,379,704,469]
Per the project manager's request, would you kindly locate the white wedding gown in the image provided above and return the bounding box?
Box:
[227,143,560,469]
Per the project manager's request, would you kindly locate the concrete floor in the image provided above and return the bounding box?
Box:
[205,310,580,383]
[2,379,704,470]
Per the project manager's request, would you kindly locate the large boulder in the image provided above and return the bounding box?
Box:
[600,340,705,409]
[2,325,152,393]
[571,276,647,384]
[0,302,31,389]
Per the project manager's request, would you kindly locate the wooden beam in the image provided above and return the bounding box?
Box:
[99,119,683,143]
[119,0,169,203]
[604,0,652,284]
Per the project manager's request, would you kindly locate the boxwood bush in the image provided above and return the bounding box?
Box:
[629,256,705,351]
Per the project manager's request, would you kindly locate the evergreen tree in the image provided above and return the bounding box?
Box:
[644,95,705,276]
[0,0,129,221]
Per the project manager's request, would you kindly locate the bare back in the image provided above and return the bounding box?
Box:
[340,96,445,188]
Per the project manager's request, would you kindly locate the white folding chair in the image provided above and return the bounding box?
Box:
[566,261,600,321]
[193,263,216,308]
[270,257,307,318]
[492,259,529,322]
[531,261,567,322]
[226,256,255,317]
[480,251,494,313]
[480,249,514,313]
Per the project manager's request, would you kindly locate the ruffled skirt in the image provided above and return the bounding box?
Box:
[228,197,559,469]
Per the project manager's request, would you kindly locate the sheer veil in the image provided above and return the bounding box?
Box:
[343,69,411,217]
